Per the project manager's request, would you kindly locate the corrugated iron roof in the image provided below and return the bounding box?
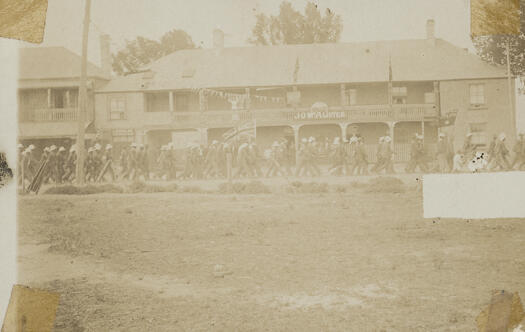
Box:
[98,38,508,93]
[19,46,108,80]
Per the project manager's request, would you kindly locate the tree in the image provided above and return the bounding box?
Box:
[248,1,342,45]
[112,29,195,75]
[472,0,525,76]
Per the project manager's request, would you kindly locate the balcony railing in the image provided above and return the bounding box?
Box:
[22,108,93,122]
[162,104,438,128]
[33,108,78,121]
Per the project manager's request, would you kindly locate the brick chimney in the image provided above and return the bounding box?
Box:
[99,34,112,78]
[426,19,435,46]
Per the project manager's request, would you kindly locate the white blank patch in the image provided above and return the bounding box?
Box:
[423,172,525,219]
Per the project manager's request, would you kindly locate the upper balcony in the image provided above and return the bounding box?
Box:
[143,104,438,129]
[20,107,94,122]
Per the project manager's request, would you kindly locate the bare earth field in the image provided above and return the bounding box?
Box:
[17,184,525,331]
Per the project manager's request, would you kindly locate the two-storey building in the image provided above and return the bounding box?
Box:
[94,20,515,162]
[18,37,111,155]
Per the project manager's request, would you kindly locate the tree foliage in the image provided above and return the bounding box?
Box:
[249,1,342,45]
[472,0,525,76]
[112,29,195,75]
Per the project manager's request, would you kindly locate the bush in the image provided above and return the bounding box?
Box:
[126,180,147,193]
[179,185,205,193]
[218,181,271,194]
[43,184,124,195]
[126,180,179,193]
[285,181,329,194]
[364,176,405,193]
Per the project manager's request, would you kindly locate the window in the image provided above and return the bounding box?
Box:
[112,129,134,143]
[175,94,189,111]
[109,97,126,120]
[146,93,169,112]
[345,89,357,106]
[470,84,485,105]
[469,122,487,145]
[392,86,407,96]
[392,86,407,104]
[424,92,435,104]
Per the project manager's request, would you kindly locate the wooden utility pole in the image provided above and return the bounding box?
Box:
[76,0,91,185]
[506,39,516,138]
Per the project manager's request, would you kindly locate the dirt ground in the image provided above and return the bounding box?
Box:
[17,182,525,331]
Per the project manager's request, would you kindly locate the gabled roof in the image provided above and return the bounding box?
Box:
[99,38,508,92]
[19,46,108,80]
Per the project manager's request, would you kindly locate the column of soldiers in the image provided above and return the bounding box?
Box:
[16,130,525,188]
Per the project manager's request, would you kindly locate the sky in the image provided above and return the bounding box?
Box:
[29,0,474,67]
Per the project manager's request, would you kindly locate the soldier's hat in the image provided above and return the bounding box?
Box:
[106,144,112,150]
[28,144,35,150]
[499,133,506,141]
[384,136,392,143]
[379,136,385,142]
[308,136,315,143]
[49,145,57,151]
[58,146,65,152]
[17,143,24,149]
[130,142,137,148]
[70,146,76,152]
[350,136,358,143]
[94,143,102,150]
[43,147,50,152]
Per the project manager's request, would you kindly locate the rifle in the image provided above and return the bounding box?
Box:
[28,159,49,194]
[96,160,111,183]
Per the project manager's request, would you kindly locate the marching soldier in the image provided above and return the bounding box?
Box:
[247,141,263,177]
[157,145,170,180]
[371,137,385,173]
[100,144,115,182]
[406,134,427,173]
[355,137,369,175]
[84,147,95,182]
[295,138,308,177]
[265,141,285,177]
[127,143,138,181]
[119,145,130,180]
[344,136,358,175]
[62,145,77,183]
[234,141,252,178]
[306,137,321,176]
[328,137,345,176]
[56,146,66,184]
[17,144,24,186]
[492,133,510,171]
[436,133,450,173]
[204,140,220,179]
[511,132,524,170]
[376,136,394,174]
[462,133,476,160]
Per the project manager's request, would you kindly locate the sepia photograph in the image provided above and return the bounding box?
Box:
[2,0,525,330]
